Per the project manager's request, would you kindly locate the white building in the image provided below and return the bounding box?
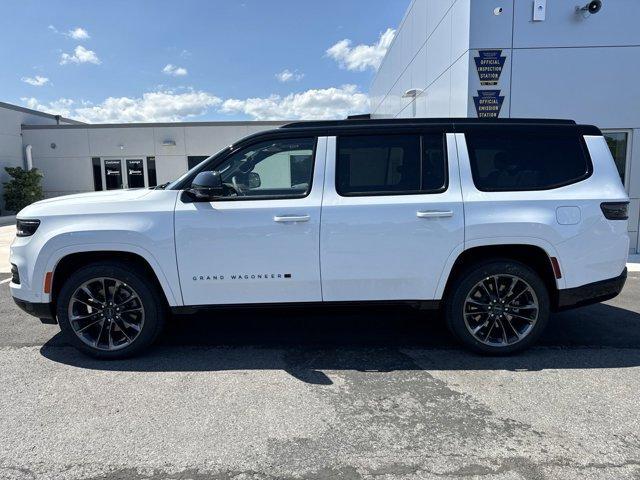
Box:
[0,101,284,203]
[370,0,640,252]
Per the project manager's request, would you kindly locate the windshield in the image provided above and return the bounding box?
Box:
[166,145,232,190]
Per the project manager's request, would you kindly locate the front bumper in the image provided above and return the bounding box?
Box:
[13,297,57,324]
[556,268,627,310]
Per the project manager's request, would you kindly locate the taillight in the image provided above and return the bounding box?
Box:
[600,202,629,220]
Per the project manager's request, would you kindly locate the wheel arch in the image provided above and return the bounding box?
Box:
[47,246,181,308]
[437,241,562,308]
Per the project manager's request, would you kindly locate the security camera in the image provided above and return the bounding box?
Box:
[577,0,602,16]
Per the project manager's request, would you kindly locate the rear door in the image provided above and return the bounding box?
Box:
[320,129,464,301]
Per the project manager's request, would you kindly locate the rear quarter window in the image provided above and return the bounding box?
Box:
[465,129,592,191]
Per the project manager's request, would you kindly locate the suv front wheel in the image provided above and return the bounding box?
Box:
[56,261,166,359]
[446,260,550,355]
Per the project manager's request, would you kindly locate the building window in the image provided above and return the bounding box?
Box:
[147,157,157,187]
[188,156,209,170]
[91,157,102,191]
[603,131,630,185]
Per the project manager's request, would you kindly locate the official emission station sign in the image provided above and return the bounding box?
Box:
[473,90,505,118]
[473,49,507,118]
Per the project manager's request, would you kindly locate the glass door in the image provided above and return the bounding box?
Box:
[126,159,146,188]
[99,158,148,190]
[103,159,124,190]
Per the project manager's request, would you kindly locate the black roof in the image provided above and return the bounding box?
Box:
[271,117,601,139]
[222,116,600,154]
[281,117,577,129]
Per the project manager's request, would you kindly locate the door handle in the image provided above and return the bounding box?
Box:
[416,210,453,219]
[273,214,310,223]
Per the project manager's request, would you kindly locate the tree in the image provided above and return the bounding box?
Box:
[3,167,44,214]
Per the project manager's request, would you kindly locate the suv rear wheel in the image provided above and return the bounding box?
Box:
[56,261,166,359]
[445,260,550,354]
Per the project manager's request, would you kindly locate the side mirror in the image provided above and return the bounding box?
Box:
[248,171,261,189]
[187,171,224,201]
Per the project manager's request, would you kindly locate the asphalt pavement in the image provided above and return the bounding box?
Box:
[0,231,639,479]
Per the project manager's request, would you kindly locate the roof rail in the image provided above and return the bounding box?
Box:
[280,118,577,129]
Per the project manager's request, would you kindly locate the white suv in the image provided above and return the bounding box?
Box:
[10,119,629,358]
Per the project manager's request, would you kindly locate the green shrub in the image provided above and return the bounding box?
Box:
[3,167,44,214]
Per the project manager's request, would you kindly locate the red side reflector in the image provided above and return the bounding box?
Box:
[550,257,562,279]
[43,272,53,294]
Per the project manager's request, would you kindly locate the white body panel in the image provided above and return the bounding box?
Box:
[10,189,182,305]
[10,127,629,312]
[455,133,628,289]
[173,137,327,305]
[319,134,464,301]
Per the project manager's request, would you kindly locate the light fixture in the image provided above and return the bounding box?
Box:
[162,139,176,147]
[402,89,424,119]
[402,88,424,99]
[118,144,124,150]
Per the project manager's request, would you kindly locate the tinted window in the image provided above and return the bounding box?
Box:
[421,134,447,191]
[146,157,157,187]
[91,157,102,191]
[336,134,446,196]
[466,129,591,191]
[197,137,315,199]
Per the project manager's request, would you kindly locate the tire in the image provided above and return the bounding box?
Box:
[56,261,166,359]
[445,259,550,355]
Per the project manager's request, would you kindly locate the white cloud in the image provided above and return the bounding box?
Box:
[48,25,91,40]
[22,90,222,123]
[60,45,101,65]
[20,84,369,123]
[21,75,50,87]
[68,27,90,40]
[21,97,74,117]
[326,28,395,71]
[220,84,369,120]
[162,64,188,77]
[275,69,304,83]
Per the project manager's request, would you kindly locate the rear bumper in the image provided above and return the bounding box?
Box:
[556,268,627,310]
[13,297,57,324]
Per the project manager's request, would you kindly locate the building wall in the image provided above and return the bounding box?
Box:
[370,0,472,119]
[370,0,640,252]
[0,105,66,212]
[21,122,285,197]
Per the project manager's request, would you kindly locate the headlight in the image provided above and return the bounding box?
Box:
[16,219,40,237]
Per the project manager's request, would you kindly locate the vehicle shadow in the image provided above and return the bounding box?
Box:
[40,302,640,384]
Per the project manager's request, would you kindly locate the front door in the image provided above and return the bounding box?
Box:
[174,136,326,306]
[320,131,464,301]
[101,158,147,190]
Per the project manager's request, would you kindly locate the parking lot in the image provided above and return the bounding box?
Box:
[1,225,639,480]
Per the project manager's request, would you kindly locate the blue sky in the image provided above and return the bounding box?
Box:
[1,0,404,122]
